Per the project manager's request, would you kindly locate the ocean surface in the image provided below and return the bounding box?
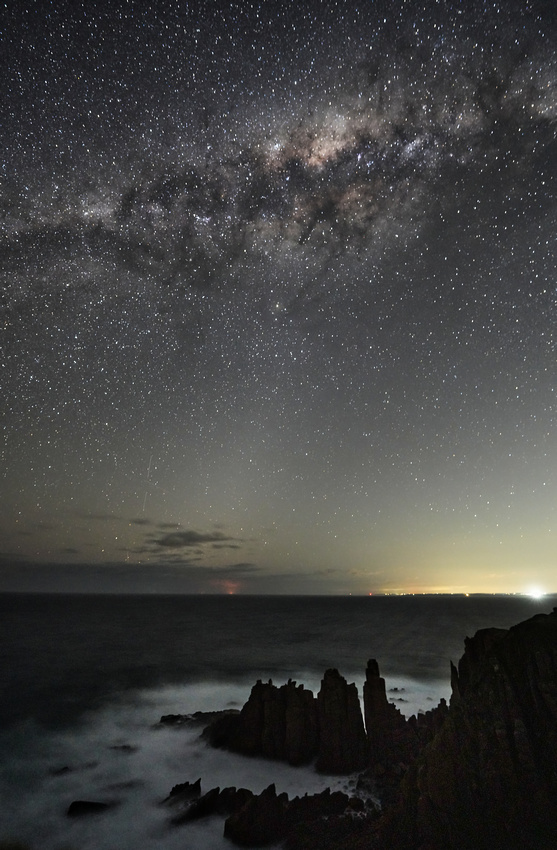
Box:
[1,592,554,849]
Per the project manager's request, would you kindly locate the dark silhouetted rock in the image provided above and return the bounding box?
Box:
[168,784,254,825]
[279,679,319,764]
[160,708,239,727]
[224,783,288,846]
[203,710,243,747]
[284,810,380,850]
[363,658,407,766]
[108,743,138,753]
[161,777,201,806]
[203,664,450,792]
[362,659,449,789]
[204,679,318,765]
[224,785,370,848]
[66,800,114,817]
[215,786,254,817]
[378,609,557,850]
[172,611,557,849]
[171,786,222,823]
[286,787,356,825]
[315,669,368,773]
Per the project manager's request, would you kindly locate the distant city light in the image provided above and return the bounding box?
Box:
[527,587,545,600]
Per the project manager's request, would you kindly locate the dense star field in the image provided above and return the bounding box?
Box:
[1,0,556,594]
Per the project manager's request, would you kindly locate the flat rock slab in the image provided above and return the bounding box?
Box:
[67,800,117,817]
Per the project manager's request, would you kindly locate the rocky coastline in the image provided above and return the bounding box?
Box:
[65,608,557,850]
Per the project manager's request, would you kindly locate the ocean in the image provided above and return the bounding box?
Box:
[1,592,554,849]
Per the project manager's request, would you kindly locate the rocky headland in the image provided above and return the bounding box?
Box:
[159,608,557,849]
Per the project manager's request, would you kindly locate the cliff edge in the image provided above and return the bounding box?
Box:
[379,608,557,850]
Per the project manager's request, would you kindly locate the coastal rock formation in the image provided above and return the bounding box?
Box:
[204,663,445,780]
[362,658,449,803]
[224,783,288,846]
[363,658,408,767]
[166,782,254,825]
[176,609,557,849]
[161,777,201,806]
[204,678,318,765]
[160,709,238,727]
[162,780,365,847]
[379,609,557,850]
[223,784,363,847]
[315,668,368,773]
[204,670,370,773]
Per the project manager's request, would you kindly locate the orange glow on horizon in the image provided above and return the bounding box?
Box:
[208,579,241,594]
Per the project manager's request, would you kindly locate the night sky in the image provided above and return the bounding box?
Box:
[1,0,556,595]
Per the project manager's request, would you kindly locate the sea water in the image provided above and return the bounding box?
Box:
[1,593,553,849]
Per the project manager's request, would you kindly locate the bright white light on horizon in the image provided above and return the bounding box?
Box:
[527,586,545,600]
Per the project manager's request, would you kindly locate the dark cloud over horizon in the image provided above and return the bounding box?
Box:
[150,530,241,549]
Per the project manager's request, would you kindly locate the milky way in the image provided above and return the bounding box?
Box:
[1,0,556,594]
